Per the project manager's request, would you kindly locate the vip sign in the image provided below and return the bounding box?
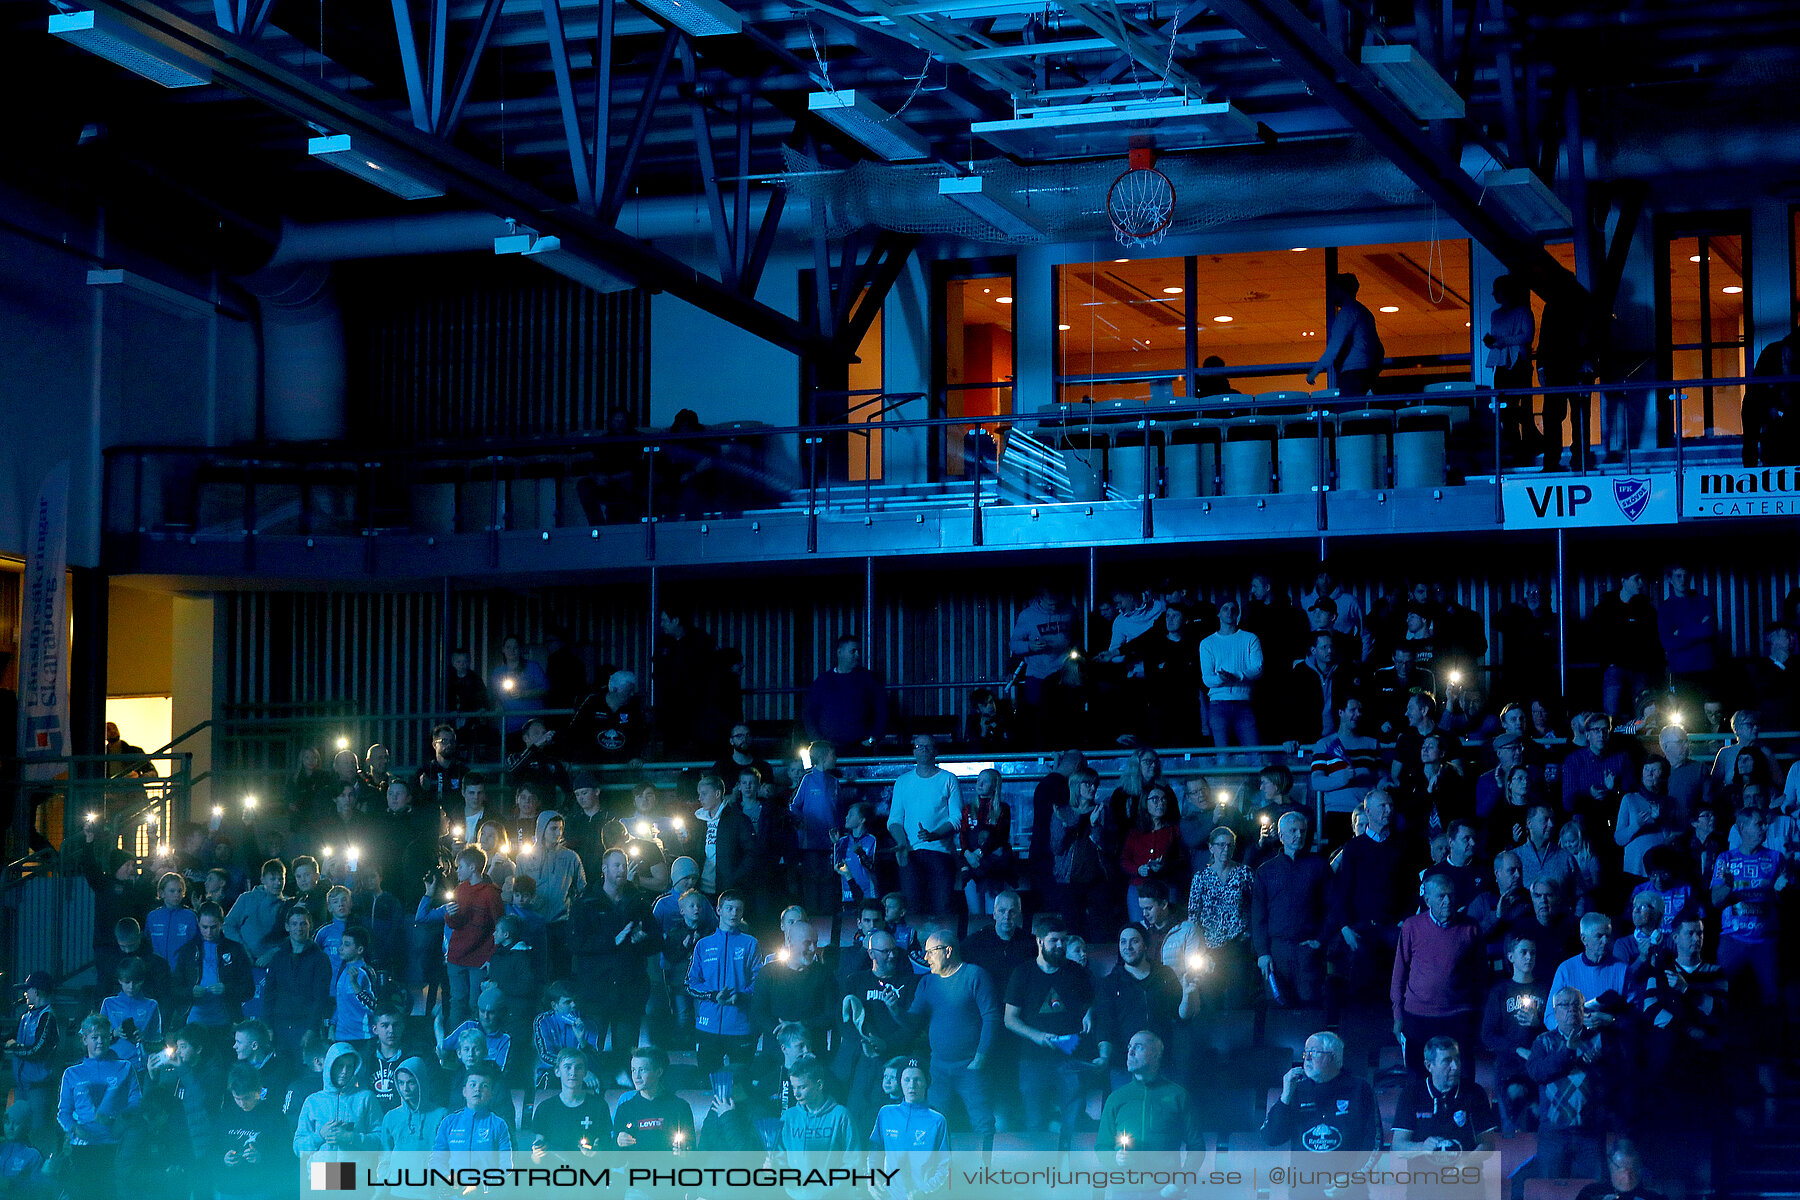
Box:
[1500,473,1677,529]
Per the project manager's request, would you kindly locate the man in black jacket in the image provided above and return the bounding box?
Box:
[1262,1030,1381,1199]
[259,908,332,1058]
[1587,571,1663,720]
[568,846,663,1072]
[1251,812,1329,1006]
[172,903,255,1045]
[1328,790,1422,1011]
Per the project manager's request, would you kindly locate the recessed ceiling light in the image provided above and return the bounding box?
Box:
[1290,247,1308,252]
[1722,285,1743,294]
[1465,321,1471,327]
[983,288,991,293]
[1114,258,1129,263]
[1162,287,1183,294]
[1688,255,1702,263]
[997,296,1013,304]
[1058,323,1071,330]
[1213,315,1233,323]
[1379,305,1400,313]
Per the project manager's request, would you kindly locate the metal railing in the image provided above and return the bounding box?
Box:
[99,372,1799,557]
[1,752,193,995]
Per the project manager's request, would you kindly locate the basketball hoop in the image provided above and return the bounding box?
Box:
[1107,147,1176,248]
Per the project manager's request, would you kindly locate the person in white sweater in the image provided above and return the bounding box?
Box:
[1200,601,1265,749]
[889,735,963,920]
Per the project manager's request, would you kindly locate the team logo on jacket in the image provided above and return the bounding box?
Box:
[1335,1099,1349,1115]
[1302,1123,1343,1151]
[600,729,627,751]
[1453,1110,1467,1127]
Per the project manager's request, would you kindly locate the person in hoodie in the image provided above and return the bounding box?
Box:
[99,958,160,1078]
[292,1042,382,1166]
[685,890,761,1073]
[6,971,60,1144]
[431,1063,513,1171]
[378,1056,447,1200]
[280,1032,329,1132]
[366,1007,427,1112]
[485,917,541,1037]
[776,1055,857,1200]
[520,811,586,979]
[57,1013,142,1198]
[529,1048,610,1155]
[329,926,383,1051]
[870,1059,949,1200]
[222,859,290,979]
[213,1064,293,1200]
[443,845,504,1031]
[261,906,332,1057]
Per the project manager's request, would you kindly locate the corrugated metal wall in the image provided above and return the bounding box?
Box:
[343,259,649,444]
[216,537,1800,772]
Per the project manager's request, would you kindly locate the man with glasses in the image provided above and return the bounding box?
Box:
[1261,1031,1380,1198]
[838,930,919,1137]
[907,932,1000,1156]
[1520,987,1622,1198]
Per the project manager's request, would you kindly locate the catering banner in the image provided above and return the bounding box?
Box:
[18,460,70,780]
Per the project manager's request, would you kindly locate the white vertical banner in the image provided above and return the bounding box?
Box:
[18,460,71,781]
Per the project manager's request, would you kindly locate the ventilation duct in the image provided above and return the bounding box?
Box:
[780,139,1424,244]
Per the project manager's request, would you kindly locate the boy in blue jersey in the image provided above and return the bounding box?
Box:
[57,1014,142,1199]
[871,1059,949,1200]
[145,873,199,971]
[99,959,160,1076]
[530,981,602,1089]
[431,1064,513,1172]
[329,926,381,1051]
[313,886,352,973]
[834,803,880,906]
[5,972,59,1148]
[685,891,761,1073]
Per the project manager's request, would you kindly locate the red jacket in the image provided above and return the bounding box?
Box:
[446,880,504,967]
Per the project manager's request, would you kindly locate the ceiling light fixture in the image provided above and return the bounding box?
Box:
[1689,255,1702,263]
[1113,258,1130,263]
[1290,247,1308,252]
[631,0,742,37]
[1481,167,1573,235]
[1213,315,1233,323]
[49,9,208,88]
[1722,285,1743,294]
[1380,305,1400,313]
[810,91,930,162]
[996,296,1014,304]
[1360,44,1465,120]
[495,224,632,293]
[308,134,444,200]
[86,269,215,319]
[1162,287,1183,294]
[937,175,1042,239]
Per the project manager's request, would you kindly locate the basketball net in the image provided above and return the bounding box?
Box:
[1107,147,1176,248]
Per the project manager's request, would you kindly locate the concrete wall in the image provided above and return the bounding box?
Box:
[0,206,257,567]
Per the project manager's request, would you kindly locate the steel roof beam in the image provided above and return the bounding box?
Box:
[86,0,845,359]
[1204,0,1580,301]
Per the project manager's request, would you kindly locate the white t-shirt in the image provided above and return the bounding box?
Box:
[889,769,962,854]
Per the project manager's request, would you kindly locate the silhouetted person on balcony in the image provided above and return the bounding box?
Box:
[1307,274,1384,397]
[1744,318,1800,467]
[577,408,645,525]
[1536,290,1592,472]
[1485,275,1536,466]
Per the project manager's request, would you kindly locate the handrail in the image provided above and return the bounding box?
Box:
[150,720,211,757]
[100,371,1794,465]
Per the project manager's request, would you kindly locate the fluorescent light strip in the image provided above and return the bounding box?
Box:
[49,10,208,88]
[308,135,444,201]
[809,91,930,162]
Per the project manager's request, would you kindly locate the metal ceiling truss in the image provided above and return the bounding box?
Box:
[212,0,278,40]
[1204,0,1582,302]
[90,0,846,359]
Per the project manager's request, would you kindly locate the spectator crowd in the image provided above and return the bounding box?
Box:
[17,562,1800,1200]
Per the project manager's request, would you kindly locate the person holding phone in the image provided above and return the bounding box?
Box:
[569,848,663,1079]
